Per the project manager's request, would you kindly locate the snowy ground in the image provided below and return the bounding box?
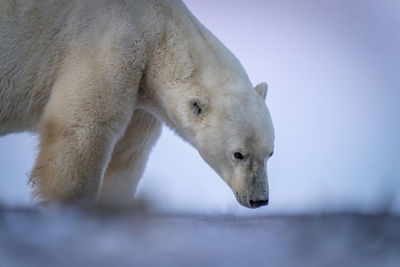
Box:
[0,205,399,267]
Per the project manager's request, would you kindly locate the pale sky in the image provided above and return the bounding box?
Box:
[0,0,399,214]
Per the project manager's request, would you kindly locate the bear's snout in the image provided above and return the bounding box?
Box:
[234,188,269,209]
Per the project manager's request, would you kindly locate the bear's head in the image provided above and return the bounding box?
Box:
[181,82,274,209]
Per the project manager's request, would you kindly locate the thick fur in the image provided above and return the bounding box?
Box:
[0,0,274,207]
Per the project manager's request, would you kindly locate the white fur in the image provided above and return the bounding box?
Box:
[0,0,274,208]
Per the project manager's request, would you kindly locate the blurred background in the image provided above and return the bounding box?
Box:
[0,0,399,215]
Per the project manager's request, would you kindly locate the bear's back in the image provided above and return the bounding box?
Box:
[0,1,78,132]
[0,0,153,134]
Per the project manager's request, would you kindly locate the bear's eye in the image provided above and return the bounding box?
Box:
[234,152,244,160]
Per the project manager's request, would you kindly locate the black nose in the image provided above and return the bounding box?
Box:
[249,199,269,208]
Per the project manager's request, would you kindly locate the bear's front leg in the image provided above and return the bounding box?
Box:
[31,65,135,203]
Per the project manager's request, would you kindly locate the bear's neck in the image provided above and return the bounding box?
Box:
[137,0,253,137]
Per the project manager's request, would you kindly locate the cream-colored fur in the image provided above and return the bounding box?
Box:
[0,0,274,208]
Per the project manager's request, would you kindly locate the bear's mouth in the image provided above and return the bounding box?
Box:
[234,191,251,208]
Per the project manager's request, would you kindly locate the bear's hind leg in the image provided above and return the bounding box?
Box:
[98,109,162,205]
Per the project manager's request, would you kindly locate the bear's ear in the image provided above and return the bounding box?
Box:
[189,96,209,116]
[255,82,268,100]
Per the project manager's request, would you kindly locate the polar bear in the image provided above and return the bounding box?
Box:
[0,0,274,208]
